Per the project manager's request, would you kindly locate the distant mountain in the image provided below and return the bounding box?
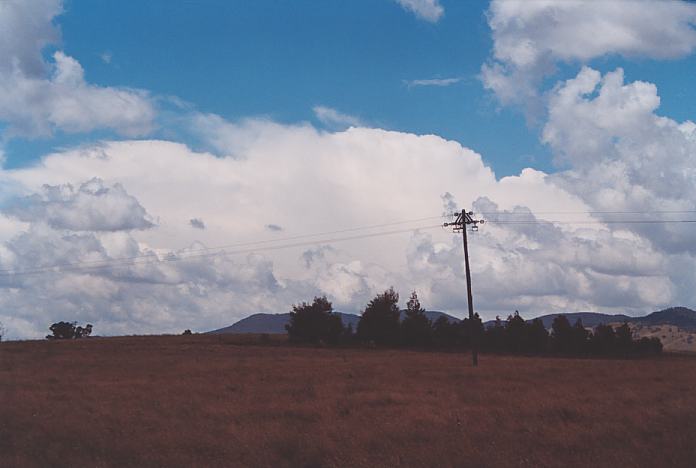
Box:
[208,313,289,334]
[482,307,696,331]
[207,310,460,334]
[525,312,633,329]
[208,312,360,335]
[634,307,696,330]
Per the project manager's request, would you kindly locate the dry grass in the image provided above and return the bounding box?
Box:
[1,334,695,467]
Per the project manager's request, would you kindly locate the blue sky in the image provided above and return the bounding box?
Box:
[4,0,696,175]
[3,0,696,338]
[6,0,546,173]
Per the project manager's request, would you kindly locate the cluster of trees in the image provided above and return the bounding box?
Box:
[286,290,662,357]
[46,321,93,340]
[287,289,482,348]
[482,312,662,356]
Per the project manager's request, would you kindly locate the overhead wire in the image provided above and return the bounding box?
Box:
[3,209,696,278]
[0,221,445,277]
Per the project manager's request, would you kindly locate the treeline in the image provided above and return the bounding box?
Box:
[286,289,662,357]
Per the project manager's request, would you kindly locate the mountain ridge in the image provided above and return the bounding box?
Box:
[208,307,696,334]
[207,310,459,334]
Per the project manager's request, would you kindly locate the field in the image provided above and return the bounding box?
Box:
[2,335,696,467]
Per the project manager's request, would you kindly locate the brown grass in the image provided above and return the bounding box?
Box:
[1,334,695,467]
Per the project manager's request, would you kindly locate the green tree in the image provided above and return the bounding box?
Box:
[551,315,573,354]
[590,323,616,355]
[46,321,92,340]
[504,311,527,353]
[525,318,549,353]
[483,316,506,351]
[570,319,590,355]
[286,296,344,344]
[400,291,432,347]
[357,287,401,345]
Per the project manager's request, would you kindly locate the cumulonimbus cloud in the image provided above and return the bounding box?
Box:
[0,108,689,339]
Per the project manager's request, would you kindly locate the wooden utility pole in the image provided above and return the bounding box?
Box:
[444,208,484,366]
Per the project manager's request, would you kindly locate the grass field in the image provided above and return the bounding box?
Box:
[1,334,695,467]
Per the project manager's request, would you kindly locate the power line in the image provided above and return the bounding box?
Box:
[0,223,444,277]
[487,219,696,225]
[0,215,445,276]
[3,211,696,278]
[475,210,696,215]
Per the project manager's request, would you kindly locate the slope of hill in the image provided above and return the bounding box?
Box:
[482,308,696,331]
[528,312,633,329]
[209,308,696,336]
[208,312,361,334]
[208,310,460,334]
[634,307,696,330]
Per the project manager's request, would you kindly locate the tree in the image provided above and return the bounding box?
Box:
[569,319,590,355]
[615,322,633,352]
[550,315,573,354]
[526,318,549,353]
[504,311,527,353]
[432,316,457,347]
[286,296,345,344]
[46,322,93,340]
[0,321,5,342]
[357,287,401,345]
[75,323,93,338]
[483,316,506,352]
[399,291,432,347]
[590,323,616,355]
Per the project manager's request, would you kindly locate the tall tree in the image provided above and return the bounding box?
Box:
[286,296,344,344]
[400,291,432,347]
[357,287,401,345]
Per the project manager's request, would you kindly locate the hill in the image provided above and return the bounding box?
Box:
[207,312,360,334]
[481,307,696,331]
[526,312,633,329]
[208,310,459,334]
[209,307,696,336]
[633,307,696,330]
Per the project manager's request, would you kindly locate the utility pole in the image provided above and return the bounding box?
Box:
[444,208,484,367]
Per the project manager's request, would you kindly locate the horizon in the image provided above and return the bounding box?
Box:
[3,0,696,340]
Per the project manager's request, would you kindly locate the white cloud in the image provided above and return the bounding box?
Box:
[0,1,155,138]
[482,0,696,113]
[2,116,689,339]
[0,0,62,77]
[544,67,696,255]
[394,0,444,23]
[405,77,461,88]
[3,178,154,231]
[312,106,364,130]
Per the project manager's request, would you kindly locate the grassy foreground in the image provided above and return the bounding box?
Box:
[1,334,695,467]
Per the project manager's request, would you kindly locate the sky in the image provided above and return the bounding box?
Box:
[2,0,696,339]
